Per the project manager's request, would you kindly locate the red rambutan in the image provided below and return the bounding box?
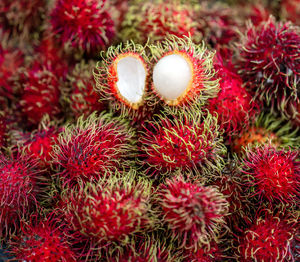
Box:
[10,215,76,262]
[157,176,229,250]
[53,112,136,184]
[50,0,115,55]
[139,110,226,177]
[281,0,300,25]
[0,113,7,149]
[236,16,300,122]
[240,144,300,206]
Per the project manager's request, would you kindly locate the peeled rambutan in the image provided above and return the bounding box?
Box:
[240,144,300,206]
[231,112,299,153]
[236,16,300,122]
[61,171,152,248]
[157,176,229,250]
[9,215,76,262]
[19,61,62,126]
[150,35,219,110]
[0,154,42,239]
[68,61,105,119]
[120,0,198,44]
[207,54,258,138]
[237,210,298,262]
[94,41,152,122]
[139,110,226,177]
[53,112,135,184]
[50,0,115,55]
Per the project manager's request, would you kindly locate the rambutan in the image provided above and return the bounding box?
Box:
[281,0,300,25]
[206,54,258,138]
[61,171,153,248]
[240,144,300,206]
[157,176,229,250]
[0,113,7,149]
[9,215,76,262]
[237,210,298,262]
[0,154,42,239]
[139,110,226,177]
[68,61,105,119]
[53,112,135,184]
[150,35,219,111]
[120,0,198,44]
[236,16,300,122]
[50,0,115,55]
[94,41,152,122]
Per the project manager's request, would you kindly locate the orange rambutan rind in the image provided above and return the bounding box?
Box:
[149,35,219,111]
[94,41,151,121]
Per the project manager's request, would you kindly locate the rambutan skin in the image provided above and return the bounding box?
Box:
[236,16,300,121]
[157,176,229,250]
[53,112,136,184]
[139,110,226,177]
[240,145,300,206]
[50,0,115,54]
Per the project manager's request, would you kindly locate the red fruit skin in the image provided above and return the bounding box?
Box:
[0,154,41,239]
[281,0,300,25]
[0,114,7,149]
[50,0,115,54]
[10,216,76,262]
[241,145,300,206]
[157,177,228,250]
[207,55,258,138]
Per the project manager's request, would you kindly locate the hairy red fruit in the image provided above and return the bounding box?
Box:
[53,113,135,184]
[236,16,300,121]
[50,0,115,54]
[241,145,300,206]
[0,154,41,239]
[281,0,300,25]
[157,176,229,250]
[0,113,7,149]
[10,216,76,262]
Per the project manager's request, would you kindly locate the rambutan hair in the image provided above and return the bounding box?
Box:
[240,144,300,207]
[236,16,300,122]
[52,112,136,185]
[139,109,226,177]
[149,35,219,111]
[50,0,115,55]
[94,40,152,122]
[156,176,229,250]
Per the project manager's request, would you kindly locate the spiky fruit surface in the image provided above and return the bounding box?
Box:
[50,0,115,54]
[236,16,300,121]
[232,112,299,153]
[61,172,152,246]
[94,41,152,122]
[139,110,226,177]
[10,216,76,262]
[240,145,300,206]
[207,55,258,138]
[281,0,300,25]
[0,154,41,239]
[19,61,62,126]
[237,211,298,262]
[120,0,198,44]
[157,176,229,250]
[53,112,135,184]
[68,61,104,119]
[150,35,219,110]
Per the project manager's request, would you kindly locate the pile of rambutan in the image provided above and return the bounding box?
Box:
[0,0,299,261]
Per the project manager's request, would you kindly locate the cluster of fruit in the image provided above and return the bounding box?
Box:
[0,0,299,261]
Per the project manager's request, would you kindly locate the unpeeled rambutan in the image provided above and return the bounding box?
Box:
[240,144,300,206]
[68,61,105,119]
[157,176,229,250]
[0,154,41,239]
[236,16,300,122]
[53,112,135,184]
[94,40,153,122]
[237,210,298,262]
[61,171,153,248]
[9,215,76,262]
[139,110,226,177]
[281,0,300,25]
[0,113,7,149]
[50,0,115,55]
[150,35,219,111]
